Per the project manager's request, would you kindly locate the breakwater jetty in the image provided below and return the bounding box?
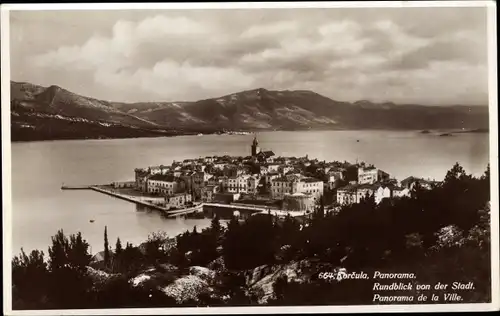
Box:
[89,186,203,215]
[61,185,94,190]
[61,183,204,216]
[62,184,306,219]
[93,186,206,218]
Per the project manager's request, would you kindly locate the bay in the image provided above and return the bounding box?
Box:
[10,130,489,256]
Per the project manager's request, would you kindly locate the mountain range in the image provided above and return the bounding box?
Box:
[10,81,489,141]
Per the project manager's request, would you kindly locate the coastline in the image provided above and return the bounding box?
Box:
[87,185,306,219]
[10,127,490,143]
[89,185,204,216]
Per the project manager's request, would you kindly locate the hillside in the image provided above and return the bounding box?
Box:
[10,81,489,141]
[111,88,489,131]
[10,82,189,141]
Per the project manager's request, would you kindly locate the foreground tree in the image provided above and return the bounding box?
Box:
[144,231,169,266]
[104,226,110,269]
[115,237,123,255]
[210,214,222,237]
[46,230,93,308]
[12,249,49,309]
[111,237,123,272]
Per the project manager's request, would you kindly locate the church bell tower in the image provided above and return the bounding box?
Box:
[251,135,260,157]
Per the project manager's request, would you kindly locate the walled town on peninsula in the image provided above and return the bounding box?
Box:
[93,136,437,218]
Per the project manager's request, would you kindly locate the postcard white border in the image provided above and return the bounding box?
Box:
[2,1,499,315]
[487,1,500,312]
[2,4,14,315]
[0,1,497,10]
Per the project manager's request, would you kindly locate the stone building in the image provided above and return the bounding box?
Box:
[201,185,220,202]
[358,166,390,184]
[165,193,192,209]
[146,174,184,196]
[270,175,324,200]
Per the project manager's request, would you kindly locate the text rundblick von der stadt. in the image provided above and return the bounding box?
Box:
[317,271,476,303]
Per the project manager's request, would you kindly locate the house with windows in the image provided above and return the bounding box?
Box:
[180,172,195,194]
[201,185,220,202]
[336,183,402,205]
[400,176,436,190]
[337,183,374,205]
[225,174,250,193]
[270,176,292,199]
[204,156,216,163]
[324,170,344,190]
[295,177,324,199]
[191,171,211,198]
[247,176,260,195]
[392,186,411,198]
[146,174,184,196]
[270,175,324,200]
[267,163,281,173]
[358,166,390,184]
[259,165,269,175]
[165,193,192,209]
[148,165,169,175]
[265,172,280,187]
[374,186,392,204]
[134,168,150,192]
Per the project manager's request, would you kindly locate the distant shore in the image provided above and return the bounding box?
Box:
[421,128,489,136]
[11,127,489,143]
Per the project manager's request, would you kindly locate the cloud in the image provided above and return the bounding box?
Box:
[241,20,298,38]
[12,7,489,105]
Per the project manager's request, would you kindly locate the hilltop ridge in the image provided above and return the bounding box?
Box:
[10,81,489,141]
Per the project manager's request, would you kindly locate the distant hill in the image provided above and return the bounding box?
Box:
[10,82,189,141]
[10,81,489,141]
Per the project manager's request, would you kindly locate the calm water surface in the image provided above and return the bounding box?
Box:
[11,131,489,256]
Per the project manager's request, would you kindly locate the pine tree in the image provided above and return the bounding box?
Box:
[444,162,467,183]
[47,230,92,308]
[210,214,222,236]
[68,232,92,271]
[314,196,325,219]
[222,216,241,269]
[48,229,70,272]
[104,226,110,268]
[482,163,490,182]
[12,248,48,308]
[115,237,123,256]
[112,237,123,273]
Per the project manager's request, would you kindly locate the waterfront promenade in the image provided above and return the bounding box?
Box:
[89,186,204,215]
[202,203,304,217]
[62,184,305,218]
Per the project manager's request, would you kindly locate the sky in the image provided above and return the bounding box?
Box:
[9,5,490,105]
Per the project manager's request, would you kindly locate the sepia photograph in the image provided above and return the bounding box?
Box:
[2,1,498,314]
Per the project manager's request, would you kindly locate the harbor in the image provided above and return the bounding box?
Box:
[61,183,303,219]
[62,184,203,215]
